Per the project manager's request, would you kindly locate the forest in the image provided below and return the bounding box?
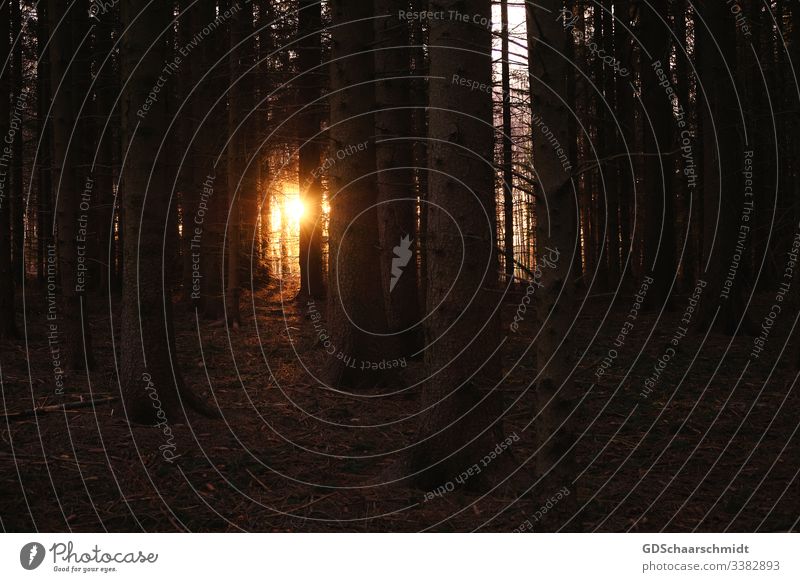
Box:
[0,0,798,533]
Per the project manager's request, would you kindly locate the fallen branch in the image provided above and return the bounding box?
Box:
[1,396,118,421]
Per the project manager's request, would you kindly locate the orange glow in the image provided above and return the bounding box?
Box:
[287,197,305,222]
[281,184,304,223]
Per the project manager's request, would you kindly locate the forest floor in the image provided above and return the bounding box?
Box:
[1,277,798,532]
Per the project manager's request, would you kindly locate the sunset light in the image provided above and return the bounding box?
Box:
[287,197,305,222]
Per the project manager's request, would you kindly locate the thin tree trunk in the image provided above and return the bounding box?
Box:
[614,0,634,285]
[641,1,675,308]
[501,0,514,282]
[10,0,24,285]
[410,0,428,315]
[297,0,325,299]
[37,0,52,285]
[202,0,229,321]
[528,0,579,528]
[602,0,620,288]
[94,4,115,295]
[374,0,421,354]
[226,4,246,328]
[178,0,198,303]
[0,0,16,339]
[674,0,696,291]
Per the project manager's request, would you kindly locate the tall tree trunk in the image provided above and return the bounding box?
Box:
[407,0,507,490]
[614,0,634,286]
[410,0,428,314]
[696,0,754,335]
[239,5,258,294]
[10,0,24,285]
[591,3,608,290]
[641,1,675,308]
[120,0,217,423]
[202,0,229,321]
[674,0,696,291]
[297,0,325,299]
[257,0,273,274]
[326,0,387,387]
[374,0,421,354]
[37,0,52,285]
[602,0,620,288]
[501,0,514,282]
[226,4,247,328]
[94,3,116,295]
[49,0,94,371]
[178,0,198,302]
[528,0,579,528]
[0,0,16,339]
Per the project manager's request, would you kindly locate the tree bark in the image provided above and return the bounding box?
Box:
[10,0,24,285]
[94,2,116,295]
[0,0,16,339]
[201,0,229,321]
[407,0,507,491]
[37,0,52,285]
[641,1,676,308]
[696,0,754,335]
[120,0,217,423]
[602,0,620,288]
[374,0,421,354]
[326,0,388,388]
[226,4,249,328]
[49,0,95,371]
[501,0,514,282]
[297,0,325,299]
[528,0,580,528]
[614,0,634,286]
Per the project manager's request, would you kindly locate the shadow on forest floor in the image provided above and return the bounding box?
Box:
[1,280,798,532]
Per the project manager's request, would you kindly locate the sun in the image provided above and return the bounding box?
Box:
[286,196,305,222]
